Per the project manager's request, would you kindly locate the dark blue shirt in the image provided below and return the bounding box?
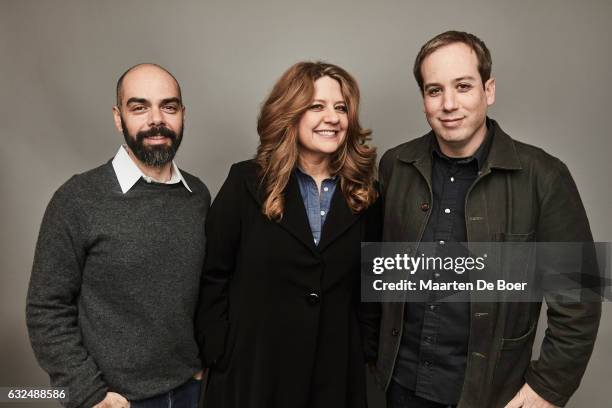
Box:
[294,168,338,245]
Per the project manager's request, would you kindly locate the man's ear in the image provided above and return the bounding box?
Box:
[112,106,123,133]
[485,77,496,106]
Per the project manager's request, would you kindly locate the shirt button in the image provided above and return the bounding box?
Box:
[423,361,431,367]
[391,328,400,336]
[323,187,329,192]
[420,202,430,212]
[307,293,320,305]
[429,304,437,311]
[320,210,326,216]
[444,208,451,214]
[450,176,455,182]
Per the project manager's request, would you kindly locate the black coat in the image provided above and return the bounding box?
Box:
[195,160,380,408]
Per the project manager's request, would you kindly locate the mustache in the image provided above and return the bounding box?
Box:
[135,125,177,142]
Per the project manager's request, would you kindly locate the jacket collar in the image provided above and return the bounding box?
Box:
[245,165,359,254]
[398,118,522,171]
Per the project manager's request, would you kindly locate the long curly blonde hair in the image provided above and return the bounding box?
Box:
[256,61,377,221]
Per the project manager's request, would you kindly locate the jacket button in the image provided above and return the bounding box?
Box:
[391,328,399,336]
[307,293,320,305]
[420,202,430,212]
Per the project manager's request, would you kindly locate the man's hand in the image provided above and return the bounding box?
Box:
[93,392,130,408]
[193,369,206,380]
[504,383,557,408]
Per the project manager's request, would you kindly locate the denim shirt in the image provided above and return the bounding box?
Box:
[294,167,338,245]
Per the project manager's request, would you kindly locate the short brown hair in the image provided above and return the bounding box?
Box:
[413,30,492,92]
[256,61,377,221]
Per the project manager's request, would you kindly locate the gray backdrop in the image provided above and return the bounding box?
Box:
[1,1,610,407]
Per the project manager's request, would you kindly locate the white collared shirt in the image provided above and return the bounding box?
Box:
[111,145,192,194]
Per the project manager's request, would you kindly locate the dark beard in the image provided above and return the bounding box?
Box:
[121,116,183,167]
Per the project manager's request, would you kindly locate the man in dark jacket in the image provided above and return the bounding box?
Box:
[375,31,600,408]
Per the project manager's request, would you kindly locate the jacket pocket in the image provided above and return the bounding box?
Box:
[491,231,537,301]
[490,323,537,406]
[500,321,537,350]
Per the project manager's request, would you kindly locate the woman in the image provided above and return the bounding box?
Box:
[196,61,381,408]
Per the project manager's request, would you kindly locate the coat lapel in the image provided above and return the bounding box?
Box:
[245,166,359,254]
[246,170,318,253]
[317,185,360,252]
[279,173,319,253]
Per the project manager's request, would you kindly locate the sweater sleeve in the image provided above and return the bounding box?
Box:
[26,181,108,408]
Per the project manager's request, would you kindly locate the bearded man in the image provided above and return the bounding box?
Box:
[27,63,210,408]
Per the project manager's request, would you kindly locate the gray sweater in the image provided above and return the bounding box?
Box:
[26,162,210,408]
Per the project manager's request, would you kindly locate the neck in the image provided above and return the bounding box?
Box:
[126,147,173,182]
[298,153,332,189]
[437,120,487,158]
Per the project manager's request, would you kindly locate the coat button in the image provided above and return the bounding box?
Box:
[391,328,399,336]
[307,293,320,305]
[420,202,430,212]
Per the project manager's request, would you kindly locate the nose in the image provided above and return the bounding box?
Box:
[323,106,340,124]
[148,106,165,126]
[442,90,458,112]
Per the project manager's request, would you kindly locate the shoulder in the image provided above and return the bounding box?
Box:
[507,135,571,181]
[213,159,259,198]
[52,162,112,202]
[381,134,430,162]
[227,159,258,178]
[219,159,259,188]
[379,134,431,175]
[495,125,578,203]
[513,139,566,169]
[43,162,112,222]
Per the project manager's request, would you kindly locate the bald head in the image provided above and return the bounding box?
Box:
[116,63,182,108]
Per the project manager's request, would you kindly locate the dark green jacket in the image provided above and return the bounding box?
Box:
[375,119,600,407]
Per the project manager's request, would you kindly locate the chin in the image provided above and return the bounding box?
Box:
[315,143,341,153]
[436,128,468,143]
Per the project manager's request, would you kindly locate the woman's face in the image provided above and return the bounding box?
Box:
[297,76,348,162]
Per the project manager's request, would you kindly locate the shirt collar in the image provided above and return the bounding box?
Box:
[111,145,192,194]
[294,166,338,182]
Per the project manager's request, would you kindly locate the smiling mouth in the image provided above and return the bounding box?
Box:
[439,117,464,128]
[314,130,340,137]
[144,135,170,144]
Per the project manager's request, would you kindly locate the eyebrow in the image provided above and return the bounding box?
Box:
[161,97,182,105]
[312,99,346,104]
[424,76,478,89]
[126,97,182,106]
[126,97,149,105]
[454,76,478,82]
